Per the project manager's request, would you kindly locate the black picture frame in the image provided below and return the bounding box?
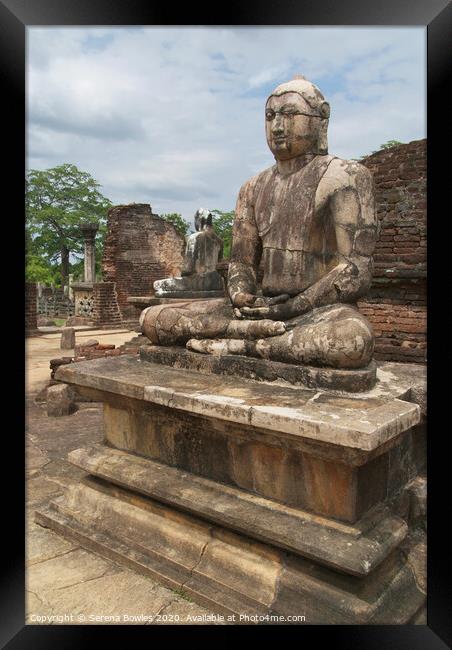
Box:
[3,0,451,646]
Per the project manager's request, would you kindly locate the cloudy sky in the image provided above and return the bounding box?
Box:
[27,27,425,227]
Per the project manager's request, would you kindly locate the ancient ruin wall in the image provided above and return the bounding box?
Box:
[359,139,426,364]
[25,282,37,333]
[102,204,185,318]
[92,282,122,327]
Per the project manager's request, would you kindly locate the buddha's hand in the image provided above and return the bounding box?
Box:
[233,293,289,319]
[253,294,290,308]
[240,294,311,321]
[231,292,257,308]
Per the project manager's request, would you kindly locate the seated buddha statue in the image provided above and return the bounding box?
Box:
[153,208,224,297]
[140,76,377,370]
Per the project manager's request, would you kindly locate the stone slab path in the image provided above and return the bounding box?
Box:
[26,389,219,625]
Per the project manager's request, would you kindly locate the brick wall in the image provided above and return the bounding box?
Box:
[25,282,37,333]
[92,282,122,327]
[102,204,185,319]
[359,139,426,363]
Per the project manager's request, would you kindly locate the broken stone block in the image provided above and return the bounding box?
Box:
[49,357,73,379]
[82,339,99,348]
[60,327,75,350]
[46,384,77,417]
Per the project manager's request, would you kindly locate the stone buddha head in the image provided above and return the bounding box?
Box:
[194,208,213,232]
[265,77,330,160]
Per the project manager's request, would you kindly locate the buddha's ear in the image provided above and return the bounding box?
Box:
[319,101,330,118]
[317,118,329,155]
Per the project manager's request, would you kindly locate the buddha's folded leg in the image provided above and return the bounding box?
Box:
[188,304,374,369]
[140,300,286,346]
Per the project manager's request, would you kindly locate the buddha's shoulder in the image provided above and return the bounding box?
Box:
[238,165,276,196]
[322,156,373,192]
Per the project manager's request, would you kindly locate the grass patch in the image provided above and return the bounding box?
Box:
[171,587,193,602]
[54,318,67,327]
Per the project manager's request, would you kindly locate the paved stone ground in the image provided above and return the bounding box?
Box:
[26,330,218,626]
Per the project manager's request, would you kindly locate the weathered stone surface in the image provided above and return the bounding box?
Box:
[27,547,114,593]
[410,383,427,420]
[405,475,427,529]
[140,345,377,392]
[140,77,378,381]
[68,444,408,576]
[36,477,425,623]
[26,520,77,566]
[400,529,426,596]
[26,442,49,476]
[46,384,77,417]
[82,339,99,348]
[154,209,224,298]
[26,396,216,625]
[27,475,64,511]
[55,356,419,453]
[55,356,423,523]
[28,567,175,625]
[60,327,75,349]
[72,283,95,319]
[79,223,98,284]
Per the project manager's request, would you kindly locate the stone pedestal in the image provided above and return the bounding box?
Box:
[71,282,95,321]
[36,355,426,623]
[69,223,99,323]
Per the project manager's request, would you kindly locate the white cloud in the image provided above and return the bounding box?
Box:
[26,26,425,224]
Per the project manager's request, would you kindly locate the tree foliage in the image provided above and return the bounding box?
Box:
[211,209,235,258]
[26,164,112,286]
[354,140,405,162]
[376,140,404,151]
[160,213,190,238]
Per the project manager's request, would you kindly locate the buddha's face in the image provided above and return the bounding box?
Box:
[265,92,321,161]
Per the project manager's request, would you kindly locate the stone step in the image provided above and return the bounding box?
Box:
[68,444,407,577]
[35,477,424,624]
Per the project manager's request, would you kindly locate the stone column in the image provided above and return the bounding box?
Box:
[68,274,74,301]
[80,223,99,284]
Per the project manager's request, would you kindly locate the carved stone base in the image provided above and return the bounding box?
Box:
[45,356,425,623]
[35,455,425,624]
[139,345,378,392]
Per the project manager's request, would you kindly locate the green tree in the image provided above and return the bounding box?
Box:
[377,140,404,151]
[160,213,190,238]
[26,164,112,286]
[211,209,235,258]
[354,140,405,162]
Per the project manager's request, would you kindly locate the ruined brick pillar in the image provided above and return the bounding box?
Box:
[25,282,37,335]
[102,204,185,319]
[92,282,122,327]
